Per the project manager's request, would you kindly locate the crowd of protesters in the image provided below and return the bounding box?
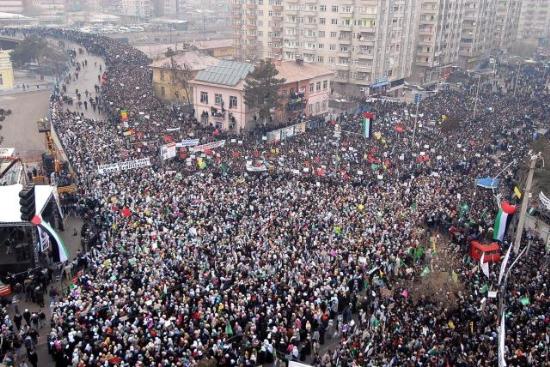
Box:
[1,28,549,367]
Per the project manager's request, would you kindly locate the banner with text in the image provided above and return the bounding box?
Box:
[176,139,200,148]
[160,142,177,161]
[97,158,151,175]
[190,140,226,153]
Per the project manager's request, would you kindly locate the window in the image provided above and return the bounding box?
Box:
[160,86,165,97]
[323,80,328,89]
[160,70,165,81]
[309,83,314,92]
[316,82,321,91]
[331,18,338,25]
[318,43,324,49]
[0,73,3,85]
[215,93,223,105]
[331,5,338,12]
[229,96,238,109]
[200,91,208,104]
[319,5,326,11]
[317,56,324,62]
[319,31,325,37]
[330,32,337,38]
[319,18,326,24]
[329,44,336,51]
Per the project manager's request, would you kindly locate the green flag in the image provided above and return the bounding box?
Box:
[414,247,425,261]
[334,225,342,235]
[519,296,530,306]
[225,322,233,336]
[480,283,489,294]
[420,266,430,277]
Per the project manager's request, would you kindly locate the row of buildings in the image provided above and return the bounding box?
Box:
[231,0,550,94]
[151,48,334,133]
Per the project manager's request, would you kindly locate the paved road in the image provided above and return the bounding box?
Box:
[0,90,51,162]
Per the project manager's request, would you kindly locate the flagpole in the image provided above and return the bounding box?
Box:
[513,154,540,253]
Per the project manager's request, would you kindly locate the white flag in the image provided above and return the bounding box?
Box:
[498,245,512,285]
[498,313,507,367]
[480,252,490,279]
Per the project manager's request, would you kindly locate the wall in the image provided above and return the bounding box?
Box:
[152,67,196,104]
[0,50,14,90]
[191,81,252,133]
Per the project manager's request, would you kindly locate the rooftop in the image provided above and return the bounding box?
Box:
[149,51,220,71]
[194,60,254,87]
[193,39,233,50]
[275,61,334,84]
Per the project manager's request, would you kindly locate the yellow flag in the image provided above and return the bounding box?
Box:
[451,270,458,284]
[513,186,522,199]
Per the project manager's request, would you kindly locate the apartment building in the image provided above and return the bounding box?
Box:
[281,0,419,96]
[232,0,284,61]
[0,0,24,13]
[494,0,521,49]
[459,0,497,68]
[414,0,464,84]
[517,0,550,41]
[121,0,152,19]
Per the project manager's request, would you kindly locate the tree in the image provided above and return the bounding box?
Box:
[162,57,193,106]
[244,60,285,129]
[10,36,63,68]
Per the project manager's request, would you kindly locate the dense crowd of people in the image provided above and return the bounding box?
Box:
[1,28,549,367]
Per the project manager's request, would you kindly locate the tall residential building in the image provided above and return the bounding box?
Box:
[0,0,24,13]
[281,0,420,96]
[414,0,464,84]
[494,0,521,49]
[121,0,153,19]
[517,0,550,41]
[232,0,284,61]
[459,0,497,68]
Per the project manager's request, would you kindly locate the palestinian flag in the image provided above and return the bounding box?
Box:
[493,201,516,242]
[361,117,372,138]
[37,220,69,263]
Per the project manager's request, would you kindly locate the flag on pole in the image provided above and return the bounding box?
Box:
[38,220,69,263]
[493,201,517,242]
[498,313,506,367]
[513,186,522,199]
[498,245,512,285]
[480,252,490,278]
[361,118,372,138]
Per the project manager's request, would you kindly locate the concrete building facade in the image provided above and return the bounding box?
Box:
[517,0,550,41]
[459,0,497,68]
[0,0,24,13]
[494,0,522,49]
[0,50,14,90]
[121,0,152,19]
[413,0,464,84]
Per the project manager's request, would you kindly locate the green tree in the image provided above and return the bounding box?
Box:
[244,60,285,128]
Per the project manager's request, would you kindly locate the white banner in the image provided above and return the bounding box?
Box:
[97,158,151,175]
[246,161,269,172]
[0,148,15,158]
[539,192,550,210]
[175,139,200,148]
[160,143,176,161]
[190,140,226,153]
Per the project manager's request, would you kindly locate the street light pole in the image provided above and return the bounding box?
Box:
[513,154,540,253]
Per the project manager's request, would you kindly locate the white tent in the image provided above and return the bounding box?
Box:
[0,184,57,224]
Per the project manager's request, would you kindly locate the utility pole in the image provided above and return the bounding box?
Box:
[513,154,539,253]
[412,93,421,146]
[473,74,481,119]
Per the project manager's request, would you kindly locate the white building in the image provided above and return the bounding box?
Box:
[121,0,152,19]
[517,0,550,42]
[494,0,522,49]
[0,0,24,14]
[459,0,497,68]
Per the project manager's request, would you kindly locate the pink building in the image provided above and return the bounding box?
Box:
[190,61,255,134]
[275,61,334,123]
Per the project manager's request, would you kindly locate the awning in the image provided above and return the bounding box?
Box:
[370,81,390,89]
[475,177,499,189]
[0,184,57,224]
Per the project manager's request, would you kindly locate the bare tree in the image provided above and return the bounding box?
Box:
[162,56,193,107]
